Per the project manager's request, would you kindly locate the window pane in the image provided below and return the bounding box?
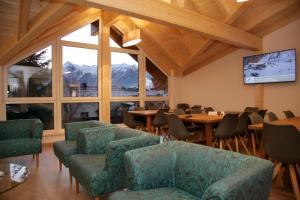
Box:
[61,21,98,44]
[62,103,99,127]
[63,46,98,97]
[111,52,139,97]
[6,104,54,130]
[145,101,168,110]
[146,58,168,96]
[7,46,52,97]
[110,101,140,124]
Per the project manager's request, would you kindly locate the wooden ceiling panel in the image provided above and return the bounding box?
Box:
[29,0,50,22]
[187,0,226,21]
[0,0,19,37]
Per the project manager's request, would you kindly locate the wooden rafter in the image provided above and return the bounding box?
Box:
[4,8,101,67]
[182,1,248,73]
[68,0,262,50]
[0,1,74,66]
[18,0,31,39]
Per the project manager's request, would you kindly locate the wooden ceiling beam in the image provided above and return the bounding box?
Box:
[68,0,262,50]
[18,0,31,39]
[4,8,101,67]
[0,1,74,66]
[182,1,248,73]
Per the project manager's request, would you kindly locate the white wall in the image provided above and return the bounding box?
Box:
[175,19,300,117]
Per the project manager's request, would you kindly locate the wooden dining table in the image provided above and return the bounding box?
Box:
[248,116,300,131]
[178,113,223,146]
[128,110,158,132]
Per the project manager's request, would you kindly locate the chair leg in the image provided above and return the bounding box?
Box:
[273,162,282,180]
[251,133,256,156]
[69,169,73,185]
[59,161,62,171]
[275,167,285,188]
[75,178,79,194]
[95,197,101,200]
[296,164,300,177]
[155,127,159,135]
[36,154,39,167]
[239,136,251,155]
[225,140,233,151]
[235,137,239,152]
[33,154,35,159]
[219,140,223,149]
[289,165,300,200]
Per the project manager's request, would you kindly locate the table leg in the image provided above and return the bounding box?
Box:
[204,123,213,146]
[146,116,152,132]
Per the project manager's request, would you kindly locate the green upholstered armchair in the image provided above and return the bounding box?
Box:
[0,119,43,167]
[109,141,274,200]
[53,120,110,184]
[69,127,160,200]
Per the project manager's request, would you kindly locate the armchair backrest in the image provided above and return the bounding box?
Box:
[114,127,146,140]
[64,120,106,141]
[0,119,43,140]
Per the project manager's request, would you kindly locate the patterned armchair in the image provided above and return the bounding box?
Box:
[0,119,43,167]
[53,120,111,185]
[109,141,274,200]
[69,127,160,200]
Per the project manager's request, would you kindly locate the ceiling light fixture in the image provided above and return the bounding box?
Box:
[122,28,142,47]
[236,0,248,2]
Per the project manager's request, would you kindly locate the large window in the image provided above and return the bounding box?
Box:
[110,101,140,124]
[111,52,139,97]
[6,104,54,130]
[62,103,99,127]
[146,58,168,97]
[7,46,52,97]
[62,46,98,97]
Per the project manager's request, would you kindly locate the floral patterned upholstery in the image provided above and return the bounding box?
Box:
[69,127,160,198]
[0,119,43,158]
[53,121,110,168]
[109,141,274,200]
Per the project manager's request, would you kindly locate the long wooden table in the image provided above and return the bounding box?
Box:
[178,114,223,146]
[128,110,158,131]
[248,116,300,131]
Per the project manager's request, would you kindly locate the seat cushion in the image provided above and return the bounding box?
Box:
[0,138,41,158]
[53,141,77,167]
[69,154,109,197]
[108,187,200,200]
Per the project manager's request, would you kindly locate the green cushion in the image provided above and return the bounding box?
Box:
[53,141,77,167]
[0,138,41,158]
[69,154,109,197]
[108,187,200,200]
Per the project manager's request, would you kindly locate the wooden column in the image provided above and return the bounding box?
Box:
[255,84,264,109]
[168,69,175,110]
[0,67,4,120]
[101,14,111,123]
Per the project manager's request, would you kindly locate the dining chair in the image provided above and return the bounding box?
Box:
[176,103,190,111]
[213,113,239,151]
[234,112,252,155]
[191,105,202,114]
[175,108,186,115]
[283,110,295,118]
[258,109,268,119]
[249,113,264,156]
[165,113,201,142]
[263,123,300,200]
[267,112,279,121]
[122,109,144,129]
[152,108,169,135]
[244,106,259,113]
[204,107,214,113]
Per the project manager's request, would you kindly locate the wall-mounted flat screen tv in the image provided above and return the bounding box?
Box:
[243,49,296,84]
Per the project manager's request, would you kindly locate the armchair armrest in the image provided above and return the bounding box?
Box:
[77,126,117,154]
[31,119,43,139]
[201,159,273,200]
[105,135,160,191]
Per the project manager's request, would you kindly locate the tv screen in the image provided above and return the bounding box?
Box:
[243,49,296,84]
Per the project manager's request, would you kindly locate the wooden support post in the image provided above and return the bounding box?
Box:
[101,13,111,123]
[0,67,4,121]
[169,69,175,110]
[289,165,300,200]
